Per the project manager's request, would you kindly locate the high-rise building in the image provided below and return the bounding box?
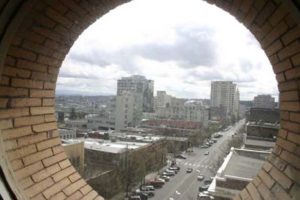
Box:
[210,81,239,118]
[117,75,154,112]
[253,94,275,109]
[115,91,143,131]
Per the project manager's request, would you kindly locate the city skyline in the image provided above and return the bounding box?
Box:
[57,0,279,101]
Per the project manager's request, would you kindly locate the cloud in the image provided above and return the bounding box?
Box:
[57,0,279,100]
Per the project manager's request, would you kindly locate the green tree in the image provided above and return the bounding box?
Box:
[70,107,77,120]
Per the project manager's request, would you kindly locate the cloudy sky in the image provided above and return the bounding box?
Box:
[57,0,279,101]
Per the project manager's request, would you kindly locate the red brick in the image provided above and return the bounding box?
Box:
[0,98,8,108]
[30,106,55,115]
[65,191,83,200]
[278,129,288,138]
[0,76,10,86]
[17,132,47,147]
[280,90,299,101]
[10,98,41,107]
[282,26,300,45]
[257,182,276,200]
[280,150,300,169]
[80,184,92,195]
[273,59,292,73]
[0,119,13,129]
[11,159,24,170]
[0,86,28,97]
[261,21,288,48]
[269,3,289,26]
[58,159,72,169]
[2,66,31,78]
[43,178,71,199]
[23,148,53,166]
[280,102,300,112]
[15,161,44,180]
[269,166,293,189]
[20,177,34,189]
[12,78,43,89]
[265,39,283,56]
[63,179,86,196]
[69,172,81,183]
[285,67,300,80]
[81,190,98,200]
[46,8,72,28]
[30,89,55,98]
[37,55,61,67]
[21,30,46,44]
[24,177,54,198]
[49,192,66,200]
[32,164,61,182]
[32,122,57,133]
[7,144,37,161]
[37,137,61,151]
[284,165,300,185]
[8,46,37,61]
[287,132,300,145]
[16,59,48,72]
[2,126,32,140]
[281,120,300,132]
[15,115,45,127]
[271,183,292,200]
[276,72,285,82]
[61,0,87,16]
[258,169,275,188]
[45,114,56,122]
[43,152,67,167]
[246,182,262,200]
[52,166,76,182]
[290,112,300,123]
[278,80,298,91]
[278,40,300,61]
[31,71,56,82]
[43,98,55,106]
[44,82,56,89]
[0,108,29,119]
[22,40,55,57]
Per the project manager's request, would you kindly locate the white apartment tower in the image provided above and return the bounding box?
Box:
[115,91,143,131]
[117,75,154,112]
[210,81,240,118]
[115,75,153,130]
[253,94,275,109]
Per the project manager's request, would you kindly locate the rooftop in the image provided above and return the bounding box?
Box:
[63,138,148,154]
[217,148,269,181]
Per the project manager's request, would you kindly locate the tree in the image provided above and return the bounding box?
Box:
[70,107,77,120]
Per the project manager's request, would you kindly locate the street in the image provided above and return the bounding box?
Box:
[151,120,245,200]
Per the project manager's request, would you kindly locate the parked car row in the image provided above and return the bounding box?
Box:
[128,166,180,200]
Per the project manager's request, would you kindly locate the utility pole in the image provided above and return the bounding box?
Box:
[125,143,129,198]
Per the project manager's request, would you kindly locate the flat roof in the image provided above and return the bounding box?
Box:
[217,148,270,180]
[64,138,148,154]
[245,138,275,148]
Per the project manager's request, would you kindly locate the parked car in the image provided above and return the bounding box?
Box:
[200,145,209,148]
[197,193,214,200]
[164,170,176,176]
[167,168,178,174]
[204,151,209,155]
[161,175,170,182]
[175,154,187,159]
[135,189,154,198]
[162,171,175,177]
[186,168,193,173]
[199,185,209,192]
[204,179,212,185]
[197,175,205,181]
[129,195,141,200]
[149,180,164,188]
[140,185,155,191]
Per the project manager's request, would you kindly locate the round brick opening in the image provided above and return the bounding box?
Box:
[0,0,299,199]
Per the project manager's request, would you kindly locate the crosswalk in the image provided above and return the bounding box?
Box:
[175,161,213,169]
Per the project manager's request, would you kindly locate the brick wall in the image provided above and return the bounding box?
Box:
[0,0,299,200]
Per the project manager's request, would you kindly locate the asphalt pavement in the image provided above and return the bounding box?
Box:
[151,120,245,200]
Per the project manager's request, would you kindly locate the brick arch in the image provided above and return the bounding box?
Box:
[0,0,299,199]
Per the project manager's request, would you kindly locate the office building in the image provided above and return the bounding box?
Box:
[117,75,154,112]
[210,81,240,118]
[253,94,275,109]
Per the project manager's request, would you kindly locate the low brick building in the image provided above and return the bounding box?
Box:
[208,148,270,200]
